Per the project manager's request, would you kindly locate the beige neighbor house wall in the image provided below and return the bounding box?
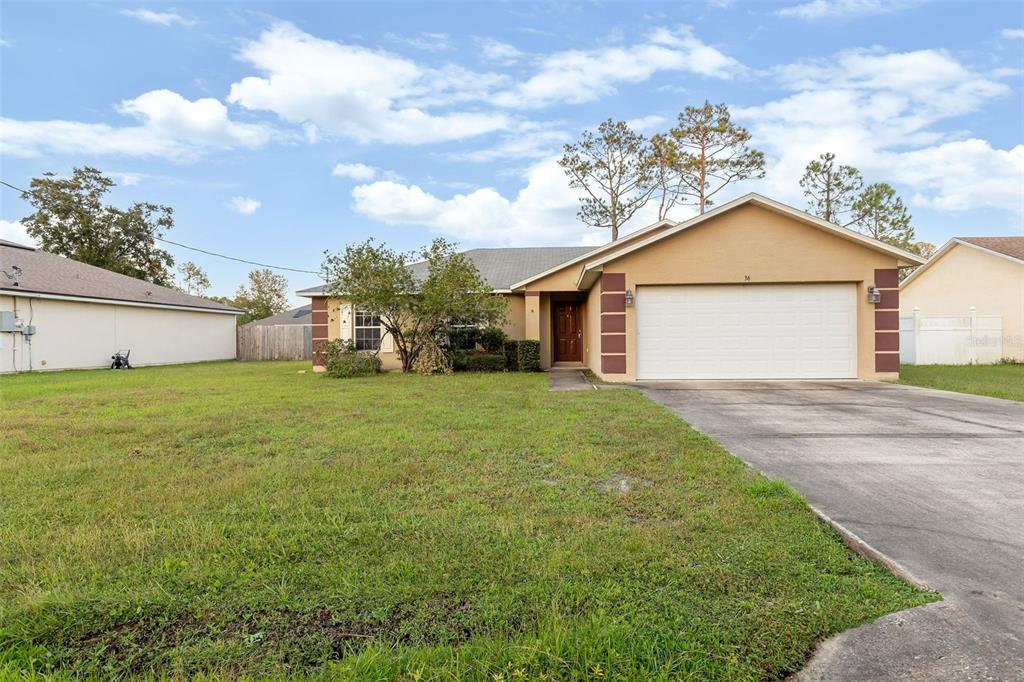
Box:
[317,292,527,372]
[901,243,1024,361]
[0,295,237,373]
[587,203,906,382]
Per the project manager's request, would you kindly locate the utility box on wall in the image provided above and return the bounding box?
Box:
[0,311,17,332]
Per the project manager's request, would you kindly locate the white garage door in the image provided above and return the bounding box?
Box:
[636,284,857,380]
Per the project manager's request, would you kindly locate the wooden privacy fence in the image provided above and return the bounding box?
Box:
[237,325,312,361]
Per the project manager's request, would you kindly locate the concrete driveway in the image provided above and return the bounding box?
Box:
[639,380,1024,681]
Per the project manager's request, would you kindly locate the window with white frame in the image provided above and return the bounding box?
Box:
[354,310,382,351]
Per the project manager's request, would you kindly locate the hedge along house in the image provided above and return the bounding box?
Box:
[1,239,241,372]
[299,194,924,381]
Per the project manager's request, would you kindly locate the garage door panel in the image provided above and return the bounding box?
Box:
[637,284,857,380]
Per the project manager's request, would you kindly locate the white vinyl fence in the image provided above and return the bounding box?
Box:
[900,307,1003,365]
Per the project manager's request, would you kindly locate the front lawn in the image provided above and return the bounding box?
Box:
[0,362,933,680]
[897,363,1024,402]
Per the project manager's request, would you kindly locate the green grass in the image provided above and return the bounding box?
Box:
[896,363,1024,401]
[0,362,934,680]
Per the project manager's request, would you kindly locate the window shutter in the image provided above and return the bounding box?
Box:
[339,304,353,342]
[379,318,394,352]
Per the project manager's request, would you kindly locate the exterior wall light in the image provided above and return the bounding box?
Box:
[624,289,635,306]
[867,285,881,304]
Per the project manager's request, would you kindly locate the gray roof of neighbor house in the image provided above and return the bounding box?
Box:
[243,304,312,327]
[957,237,1024,262]
[0,240,240,313]
[296,246,594,296]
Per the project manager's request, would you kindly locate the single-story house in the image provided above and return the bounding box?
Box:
[900,236,1023,362]
[1,239,241,372]
[298,193,924,381]
[242,304,313,328]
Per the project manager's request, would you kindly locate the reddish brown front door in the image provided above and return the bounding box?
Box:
[554,302,581,362]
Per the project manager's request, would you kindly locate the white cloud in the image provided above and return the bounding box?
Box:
[444,124,569,162]
[777,0,919,20]
[0,89,273,159]
[0,38,10,48]
[1002,28,1024,40]
[332,163,379,181]
[0,220,35,247]
[478,38,524,65]
[625,114,669,132]
[734,48,1018,214]
[228,196,261,215]
[227,22,511,145]
[493,26,742,108]
[120,8,195,27]
[386,32,451,52]
[351,157,666,246]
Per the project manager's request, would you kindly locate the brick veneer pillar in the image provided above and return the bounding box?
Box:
[600,273,627,374]
[873,269,900,373]
[311,296,329,370]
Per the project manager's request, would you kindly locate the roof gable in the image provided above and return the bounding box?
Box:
[576,193,926,288]
[901,237,1024,289]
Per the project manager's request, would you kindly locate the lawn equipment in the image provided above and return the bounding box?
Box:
[111,350,132,370]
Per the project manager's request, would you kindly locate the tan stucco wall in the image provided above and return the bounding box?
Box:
[588,203,901,382]
[324,292,527,372]
[0,295,237,373]
[901,243,1024,361]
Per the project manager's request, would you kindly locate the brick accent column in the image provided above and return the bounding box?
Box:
[311,296,329,370]
[600,273,627,374]
[873,269,900,373]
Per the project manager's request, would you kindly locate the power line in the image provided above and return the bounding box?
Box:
[1,179,321,275]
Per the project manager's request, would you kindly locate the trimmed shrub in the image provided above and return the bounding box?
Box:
[502,339,520,371]
[465,353,507,372]
[413,338,453,375]
[517,340,541,372]
[445,327,480,351]
[479,326,508,353]
[324,339,382,378]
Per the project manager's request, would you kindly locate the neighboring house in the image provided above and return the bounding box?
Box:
[299,193,924,381]
[1,240,241,372]
[242,304,313,328]
[900,237,1024,363]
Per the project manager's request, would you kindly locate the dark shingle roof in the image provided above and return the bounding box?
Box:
[0,241,240,313]
[296,246,594,296]
[958,237,1024,262]
[243,304,312,327]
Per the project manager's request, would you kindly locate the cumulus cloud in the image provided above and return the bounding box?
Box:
[227,22,511,145]
[228,196,261,215]
[0,89,272,159]
[734,47,1019,214]
[120,8,196,27]
[777,0,920,20]
[350,157,667,246]
[477,38,525,65]
[493,26,742,108]
[0,220,35,247]
[332,163,380,181]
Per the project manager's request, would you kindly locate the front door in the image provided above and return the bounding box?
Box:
[554,303,581,362]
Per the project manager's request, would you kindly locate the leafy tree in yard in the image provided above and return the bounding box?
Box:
[176,261,211,296]
[849,182,916,249]
[234,268,289,324]
[799,152,863,224]
[559,119,655,241]
[321,238,507,372]
[20,166,175,285]
[668,101,765,214]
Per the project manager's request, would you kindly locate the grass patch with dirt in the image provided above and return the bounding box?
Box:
[0,361,934,680]
[896,363,1024,401]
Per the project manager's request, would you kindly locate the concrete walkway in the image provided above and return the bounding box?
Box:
[639,380,1024,681]
[547,368,595,391]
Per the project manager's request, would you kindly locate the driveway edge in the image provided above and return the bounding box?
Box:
[808,504,932,592]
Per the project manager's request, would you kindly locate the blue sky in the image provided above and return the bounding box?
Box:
[1,1,1022,302]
